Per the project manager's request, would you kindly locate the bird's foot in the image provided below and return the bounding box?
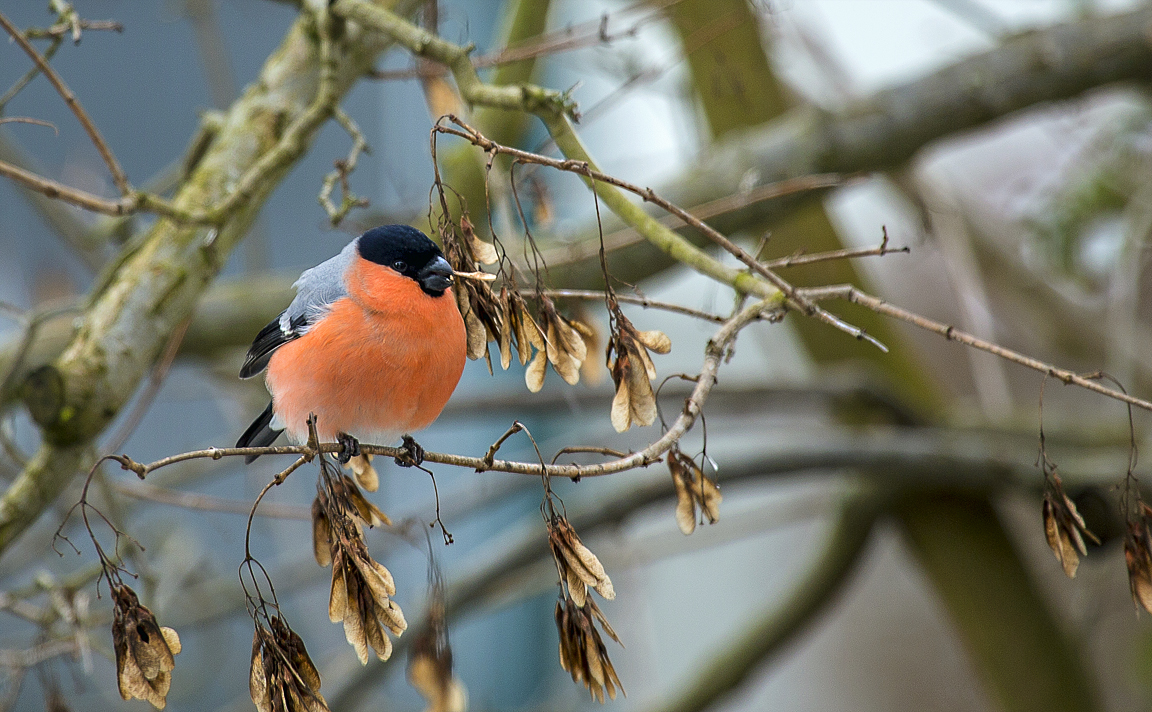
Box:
[337,432,361,465]
[395,435,424,468]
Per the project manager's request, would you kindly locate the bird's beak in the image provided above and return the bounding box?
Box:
[417,255,455,294]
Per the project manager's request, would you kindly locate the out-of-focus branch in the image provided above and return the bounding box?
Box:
[644,492,879,712]
[898,494,1097,712]
[802,284,1152,413]
[670,7,1152,234]
[0,1,422,555]
[429,0,555,236]
[105,295,778,481]
[331,0,577,118]
[541,6,1152,290]
[0,10,128,194]
[0,133,105,269]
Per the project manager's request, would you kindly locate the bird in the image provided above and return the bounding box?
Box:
[236,224,467,464]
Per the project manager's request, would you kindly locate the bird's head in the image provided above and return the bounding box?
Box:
[356,225,454,297]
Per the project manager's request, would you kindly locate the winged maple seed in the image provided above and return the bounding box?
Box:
[459,215,499,265]
[314,474,406,663]
[555,596,624,703]
[408,600,467,712]
[500,288,538,372]
[441,217,504,368]
[1041,473,1097,578]
[1125,504,1152,614]
[111,584,181,710]
[606,309,671,432]
[453,269,504,365]
[548,515,615,608]
[667,447,722,535]
[250,616,328,712]
[345,453,379,492]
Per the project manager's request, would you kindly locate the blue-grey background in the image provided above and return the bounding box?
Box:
[1,1,1149,711]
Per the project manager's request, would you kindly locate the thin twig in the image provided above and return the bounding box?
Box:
[543,289,728,323]
[102,319,190,455]
[480,421,525,470]
[550,445,629,465]
[591,173,854,254]
[0,158,132,216]
[764,230,908,269]
[438,117,887,352]
[0,10,129,194]
[23,19,123,41]
[368,2,653,81]
[318,108,371,225]
[800,284,1152,413]
[0,35,62,114]
[111,479,310,519]
[112,297,775,481]
[0,117,57,134]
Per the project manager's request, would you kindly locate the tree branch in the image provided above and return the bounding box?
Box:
[803,284,1152,413]
[0,0,422,555]
[541,6,1152,291]
[0,10,129,194]
[643,492,879,712]
[330,0,577,117]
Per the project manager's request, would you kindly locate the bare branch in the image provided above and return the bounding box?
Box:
[803,284,1152,413]
[0,10,129,194]
[331,0,578,118]
[643,493,879,712]
[318,108,371,225]
[543,289,730,323]
[108,296,777,482]
[0,0,424,555]
[441,117,886,351]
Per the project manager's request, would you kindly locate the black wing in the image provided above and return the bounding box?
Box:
[236,400,283,463]
[238,313,308,379]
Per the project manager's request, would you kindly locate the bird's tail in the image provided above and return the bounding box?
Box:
[236,400,284,464]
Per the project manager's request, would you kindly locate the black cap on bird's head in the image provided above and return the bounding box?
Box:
[356,225,454,296]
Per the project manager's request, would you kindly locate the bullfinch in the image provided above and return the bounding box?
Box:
[236,225,467,463]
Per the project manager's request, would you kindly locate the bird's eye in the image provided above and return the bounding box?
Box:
[392,260,408,272]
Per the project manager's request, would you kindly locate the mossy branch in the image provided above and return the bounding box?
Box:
[0,0,422,556]
[331,0,577,118]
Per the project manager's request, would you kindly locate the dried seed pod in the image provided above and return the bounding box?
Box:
[548,515,615,610]
[461,216,498,265]
[509,293,538,367]
[1041,474,1095,578]
[571,313,604,386]
[346,453,379,492]
[525,316,549,393]
[318,467,406,663]
[327,536,407,663]
[311,498,332,567]
[521,297,595,391]
[1125,505,1152,614]
[341,475,391,528]
[498,290,515,371]
[606,310,668,432]
[554,596,624,703]
[112,585,181,710]
[408,600,467,712]
[539,300,588,386]
[668,448,722,535]
[635,329,671,354]
[250,616,328,712]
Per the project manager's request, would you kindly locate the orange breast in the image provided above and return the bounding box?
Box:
[266,262,466,443]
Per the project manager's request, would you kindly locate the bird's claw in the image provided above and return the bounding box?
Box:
[337,432,361,465]
[395,435,424,468]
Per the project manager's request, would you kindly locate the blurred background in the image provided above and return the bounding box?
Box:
[2,0,1152,711]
